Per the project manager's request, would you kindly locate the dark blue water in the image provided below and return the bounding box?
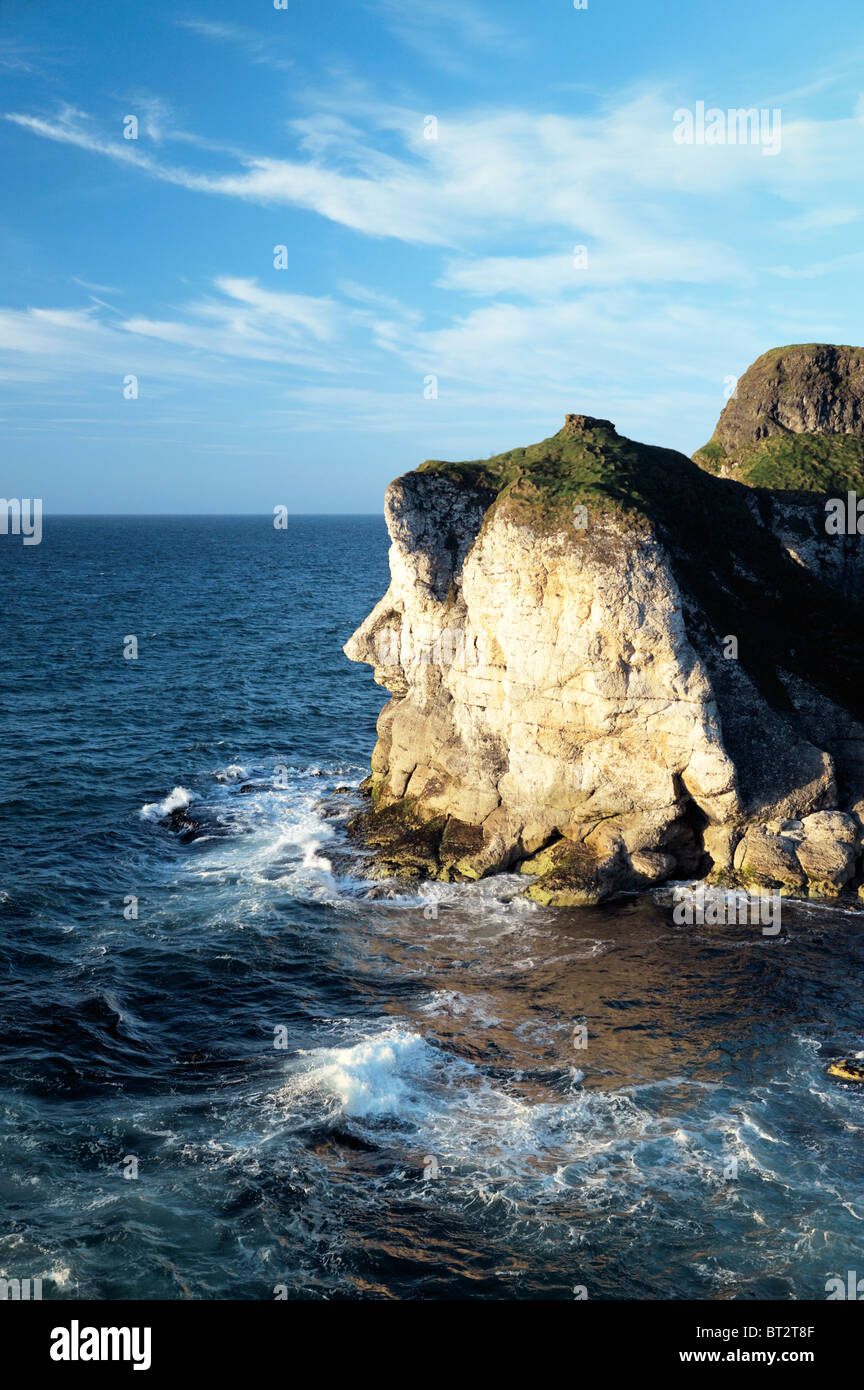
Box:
[2,516,864,1301]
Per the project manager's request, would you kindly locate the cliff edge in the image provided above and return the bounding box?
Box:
[345,348,864,905]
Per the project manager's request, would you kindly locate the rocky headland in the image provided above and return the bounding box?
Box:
[344,344,864,905]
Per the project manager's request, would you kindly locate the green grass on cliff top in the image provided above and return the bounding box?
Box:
[419,413,864,535]
[693,431,864,491]
[417,419,704,530]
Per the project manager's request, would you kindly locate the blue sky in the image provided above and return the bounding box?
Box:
[2,0,864,513]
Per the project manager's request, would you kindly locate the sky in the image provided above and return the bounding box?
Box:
[2,0,864,513]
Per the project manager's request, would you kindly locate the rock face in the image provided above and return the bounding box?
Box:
[345,349,864,904]
[718,344,864,444]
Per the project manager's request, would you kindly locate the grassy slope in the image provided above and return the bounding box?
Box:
[693,431,864,491]
[416,420,706,533]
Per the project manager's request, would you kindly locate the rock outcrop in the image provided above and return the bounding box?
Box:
[694,343,864,491]
[345,349,864,905]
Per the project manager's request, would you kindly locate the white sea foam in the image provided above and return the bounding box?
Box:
[174,761,359,903]
[276,1021,662,1186]
[285,1026,434,1119]
[140,786,194,821]
[167,760,547,925]
[286,1029,797,1229]
[153,763,864,1253]
[218,764,247,780]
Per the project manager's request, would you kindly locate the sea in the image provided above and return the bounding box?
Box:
[2,514,864,1300]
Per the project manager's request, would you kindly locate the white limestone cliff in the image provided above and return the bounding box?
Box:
[345,404,864,904]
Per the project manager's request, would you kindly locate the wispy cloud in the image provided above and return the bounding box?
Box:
[770,250,864,280]
[9,91,864,255]
[71,276,124,296]
[439,240,747,297]
[5,78,863,457]
[369,0,519,73]
[0,270,832,457]
[0,38,63,76]
[5,105,196,180]
[0,276,412,392]
[175,18,293,72]
[0,40,38,73]
[122,276,350,367]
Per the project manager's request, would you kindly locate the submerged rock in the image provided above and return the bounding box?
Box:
[345,346,864,904]
[828,1059,864,1082]
[165,806,203,841]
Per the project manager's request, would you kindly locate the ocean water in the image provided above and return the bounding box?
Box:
[2,515,864,1302]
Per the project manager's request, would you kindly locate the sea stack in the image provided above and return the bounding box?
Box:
[345,346,864,904]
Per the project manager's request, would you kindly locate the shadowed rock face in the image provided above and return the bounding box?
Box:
[718,344,864,446]
[345,349,864,905]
